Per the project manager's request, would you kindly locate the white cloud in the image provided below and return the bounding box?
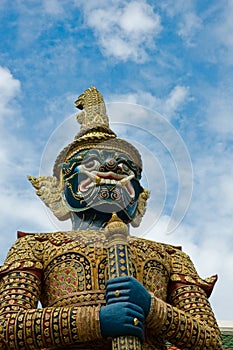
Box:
[0,188,64,263]
[177,11,202,46]
[7,1,69,48]
[0,66,21,119]
[109,85,190,120]
[205,85,233,136]
[163,85,190,117]
[178,151,233,320]
[211,1,233,62]
[0,66,30,181]
[77,1,162,62]
[193,154,233,231]
[180,2,233,65]
[159,0,202,46]
[119,2,158,34]
[0,67,58,263]
[159,0,192,17]
[0,0,7,11]
[42,0,64,15]
[0,66,23,182]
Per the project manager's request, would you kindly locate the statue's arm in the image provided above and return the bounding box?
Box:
[0,235,102,349]
[0,269,102,349]
[145,283,222,349]
[144,248,223,349]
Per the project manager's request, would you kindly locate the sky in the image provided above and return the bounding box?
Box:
[0,0,233,322]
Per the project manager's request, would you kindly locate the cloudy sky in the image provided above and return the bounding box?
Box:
[1,0,233,321]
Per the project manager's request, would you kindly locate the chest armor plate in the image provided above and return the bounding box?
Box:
[40,232,170,308]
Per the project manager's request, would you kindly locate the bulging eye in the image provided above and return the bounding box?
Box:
[118,162,130,173]
[73,165,79,173]
[83,159,100,171]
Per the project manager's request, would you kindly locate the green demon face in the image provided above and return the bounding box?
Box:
[61,148,143,223]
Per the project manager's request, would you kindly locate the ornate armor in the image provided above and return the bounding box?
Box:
[0,230,221,349]
[0,87,223,349]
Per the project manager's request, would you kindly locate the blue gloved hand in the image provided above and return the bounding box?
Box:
[105,276,151,318]
[99,301,145,341]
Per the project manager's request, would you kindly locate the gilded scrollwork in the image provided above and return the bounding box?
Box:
[0,229,221,349]
[0,87,222,349]
[28,175,70,221]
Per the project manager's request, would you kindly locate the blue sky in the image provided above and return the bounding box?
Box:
[1,0,233,321]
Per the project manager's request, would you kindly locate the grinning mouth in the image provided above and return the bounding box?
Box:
[79,171,135,198]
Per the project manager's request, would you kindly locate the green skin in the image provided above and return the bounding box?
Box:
[61,148,143,227]
[61,148,151,341]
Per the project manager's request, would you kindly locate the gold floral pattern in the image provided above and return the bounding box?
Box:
[0,231,222,349]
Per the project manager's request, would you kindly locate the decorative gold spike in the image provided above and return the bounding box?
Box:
[107,212,122,224]
[75,86,110,132]
[27,175,70,221]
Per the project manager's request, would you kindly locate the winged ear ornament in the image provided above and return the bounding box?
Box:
[27,175,70,221]
[131,188,150,227]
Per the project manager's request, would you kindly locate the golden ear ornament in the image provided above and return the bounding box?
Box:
[27,175,70,221]
[130,188,150,227]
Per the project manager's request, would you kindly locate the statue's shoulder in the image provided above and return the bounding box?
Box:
[128,235,182,260]
[0,231,49,277]
[16,230,68,244]
[129,236,217,296]
[10,230,47,253]
[17,230,49,240]
[161,240,218,297]
[0,230,85,277]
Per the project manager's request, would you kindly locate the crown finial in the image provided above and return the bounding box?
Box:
[53,86,142,178]
[74,86,110,134]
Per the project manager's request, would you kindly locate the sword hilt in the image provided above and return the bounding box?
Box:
[105,213,142,350]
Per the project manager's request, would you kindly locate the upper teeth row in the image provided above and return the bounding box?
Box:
[98,178,119,185]
[86,174,134,188]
